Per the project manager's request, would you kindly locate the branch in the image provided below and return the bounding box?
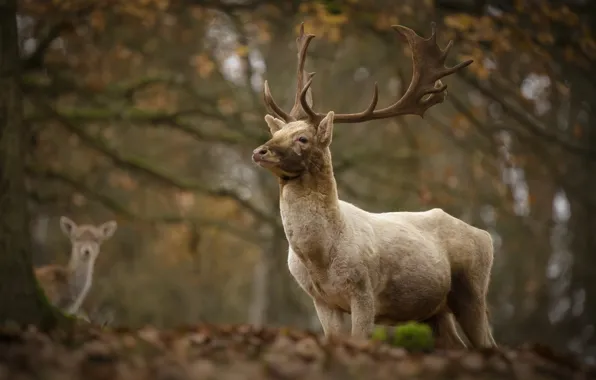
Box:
[27,95,278,227]
[188,0,268,12]
[457,73,596,158]
[26,166,263,245]
[26,105,249,145]
[21,4,96,71]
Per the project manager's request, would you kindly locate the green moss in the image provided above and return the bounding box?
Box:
[371,322,434,352]
[370,325,389,342]
[392,322,434,352]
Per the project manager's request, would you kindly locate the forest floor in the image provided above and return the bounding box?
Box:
[0,323,594,380]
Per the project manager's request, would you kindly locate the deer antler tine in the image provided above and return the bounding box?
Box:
[423,83,448,96]
[300,75,319,121]
[443,59,474,77]
[263,80,294,122]
[391,24,416,42]
[430,22,437,44]
[440,40,454,63]
[290,23,317,120]
[328,22,472,123]
[363,82,379,114]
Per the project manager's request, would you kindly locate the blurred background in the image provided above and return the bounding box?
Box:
[18,0,596,362]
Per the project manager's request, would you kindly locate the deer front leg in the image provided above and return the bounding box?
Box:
[350,292,375,339]
[313,299,344,336]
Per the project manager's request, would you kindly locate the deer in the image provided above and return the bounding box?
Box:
[35,216,117,319]
[251,22,497,349]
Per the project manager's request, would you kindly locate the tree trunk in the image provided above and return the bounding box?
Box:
[0,0,64,329]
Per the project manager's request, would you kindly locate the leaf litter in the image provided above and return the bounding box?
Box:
[0,323,593,380]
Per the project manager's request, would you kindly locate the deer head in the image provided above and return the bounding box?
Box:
[252,23,473,180]
[59,216,117,271]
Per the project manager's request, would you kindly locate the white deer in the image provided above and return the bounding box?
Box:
[251,23,497,349]
[35,216,117,318]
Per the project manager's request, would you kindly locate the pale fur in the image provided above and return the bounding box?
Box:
[253,114,497,348]
[35,216,117,316]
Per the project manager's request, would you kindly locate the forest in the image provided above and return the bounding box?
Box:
[0,0,595,378]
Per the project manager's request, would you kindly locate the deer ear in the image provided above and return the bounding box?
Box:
[264,115,285,135]
[60,216,77,238]
[316,111,334,147]
[98,220,117,240]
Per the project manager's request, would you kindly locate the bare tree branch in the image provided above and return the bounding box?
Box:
[27,95,278,227]
[26,166,263,245]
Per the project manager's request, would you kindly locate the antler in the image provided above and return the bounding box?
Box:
[294,23,472,124]
[263,23,316,122]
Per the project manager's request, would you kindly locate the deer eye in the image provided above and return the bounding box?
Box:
[297,136,308,144]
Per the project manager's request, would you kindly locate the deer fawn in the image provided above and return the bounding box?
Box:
[252,23,497,348]
[35,216,117,317]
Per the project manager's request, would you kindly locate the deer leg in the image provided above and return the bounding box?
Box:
[350,293,375,339]
[425,311,467,349]
[313,299,345,336]
[448,274,497,348]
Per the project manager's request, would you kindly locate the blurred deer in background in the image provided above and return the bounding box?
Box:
[35,216,117,321]
[252,22,497,348]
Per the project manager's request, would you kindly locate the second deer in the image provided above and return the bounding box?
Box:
[35,216,117,318]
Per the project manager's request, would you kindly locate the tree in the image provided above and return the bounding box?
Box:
[0,0,64,329]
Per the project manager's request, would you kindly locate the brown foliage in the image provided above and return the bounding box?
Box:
[0,325,593,380]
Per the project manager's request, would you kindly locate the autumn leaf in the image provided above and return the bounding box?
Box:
[444,14,475,32]
[235,45,249,58]
[328,27,341,43]
[217,97,237,115]
[90,10,105,31]
[573,124,582,138]
[109,172,138,191]
[451,114,471,131]
[537,32,555,45]
[190,53,215,78]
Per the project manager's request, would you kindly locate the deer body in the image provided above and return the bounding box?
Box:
[35,217,117,316]
[252,23,496,348]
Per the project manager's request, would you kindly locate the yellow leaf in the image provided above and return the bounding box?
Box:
[475,65,490,80]
[537,32,554,45]
[451,114,471,130]
[444,14,476,32]
[322,12,347,26]
[327,27,341,42]
[235,45,249,58]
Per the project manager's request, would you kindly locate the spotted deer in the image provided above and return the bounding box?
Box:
[251,23,497,348]
[35,216,117,318]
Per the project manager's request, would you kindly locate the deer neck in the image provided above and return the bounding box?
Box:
[278,148,343,273]
[66,254,95,313]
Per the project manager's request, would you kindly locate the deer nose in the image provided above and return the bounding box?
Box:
[252,146,271,161]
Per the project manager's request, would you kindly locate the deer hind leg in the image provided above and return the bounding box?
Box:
[425,310,467,349]
[448,272,497,348]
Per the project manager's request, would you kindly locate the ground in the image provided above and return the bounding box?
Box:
[0,324,593,380]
